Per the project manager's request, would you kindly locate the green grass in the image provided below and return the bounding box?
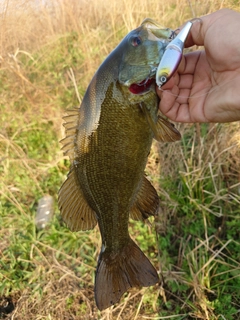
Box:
[152,123,240,319]
[1,0,240,319]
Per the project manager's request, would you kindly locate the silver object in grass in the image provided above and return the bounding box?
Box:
[35,195,54,229]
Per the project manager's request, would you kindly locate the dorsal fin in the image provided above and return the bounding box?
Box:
[60,108,80,160]
[58,169,98,231]
[130,176,159,221]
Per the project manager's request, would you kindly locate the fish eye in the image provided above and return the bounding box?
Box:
[131,36,142,47]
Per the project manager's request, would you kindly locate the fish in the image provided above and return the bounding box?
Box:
[58,18,181,311]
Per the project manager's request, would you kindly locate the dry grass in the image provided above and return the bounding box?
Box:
[0,0,240,319]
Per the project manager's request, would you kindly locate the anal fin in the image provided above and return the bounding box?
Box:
[58,169,97,231]
[130,176,159,221]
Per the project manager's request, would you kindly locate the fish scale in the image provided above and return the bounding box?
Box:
[58,18,181,311]
[77,85,153,246]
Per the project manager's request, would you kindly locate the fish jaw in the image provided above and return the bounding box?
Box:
[118,19,174,92]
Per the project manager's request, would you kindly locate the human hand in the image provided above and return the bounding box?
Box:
[157,9,240,123]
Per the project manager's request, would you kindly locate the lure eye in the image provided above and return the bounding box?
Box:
[131,36,142,47]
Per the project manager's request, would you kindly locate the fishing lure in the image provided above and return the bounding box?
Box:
[156,21,193,88]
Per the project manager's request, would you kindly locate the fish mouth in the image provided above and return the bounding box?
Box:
[129,77,155,95]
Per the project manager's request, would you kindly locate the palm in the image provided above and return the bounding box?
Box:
[158,9,240,123]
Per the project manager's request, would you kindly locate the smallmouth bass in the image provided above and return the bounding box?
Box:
[58,19,181,311]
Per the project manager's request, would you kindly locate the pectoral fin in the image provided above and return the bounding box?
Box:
[58,169,97,231]
[130,176,159,221]
[141,103,181,142]
[155,115,181,142]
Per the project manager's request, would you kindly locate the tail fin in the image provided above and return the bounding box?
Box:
[94,238,159,311]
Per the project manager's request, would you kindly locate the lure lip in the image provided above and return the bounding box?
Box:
[156,21,193,88]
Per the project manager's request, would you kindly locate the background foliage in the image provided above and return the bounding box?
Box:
[0,0,239,319]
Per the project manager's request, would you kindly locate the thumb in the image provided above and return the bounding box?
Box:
[183,9,234,48]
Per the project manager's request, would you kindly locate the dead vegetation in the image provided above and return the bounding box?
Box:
[0,0,240,319]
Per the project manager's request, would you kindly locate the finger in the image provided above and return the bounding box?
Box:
[159,85,179,115]
[172,102,191,122]
[178,74,194,90]
[184,9,236,48]
[161,77,175,90]
[184,18,204,47]
[178,51,202,75]
[156,75,177,99]
[161,99,192,123]
[173,102,197,122]
[158,52,201,97]
[175,88,191,105]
